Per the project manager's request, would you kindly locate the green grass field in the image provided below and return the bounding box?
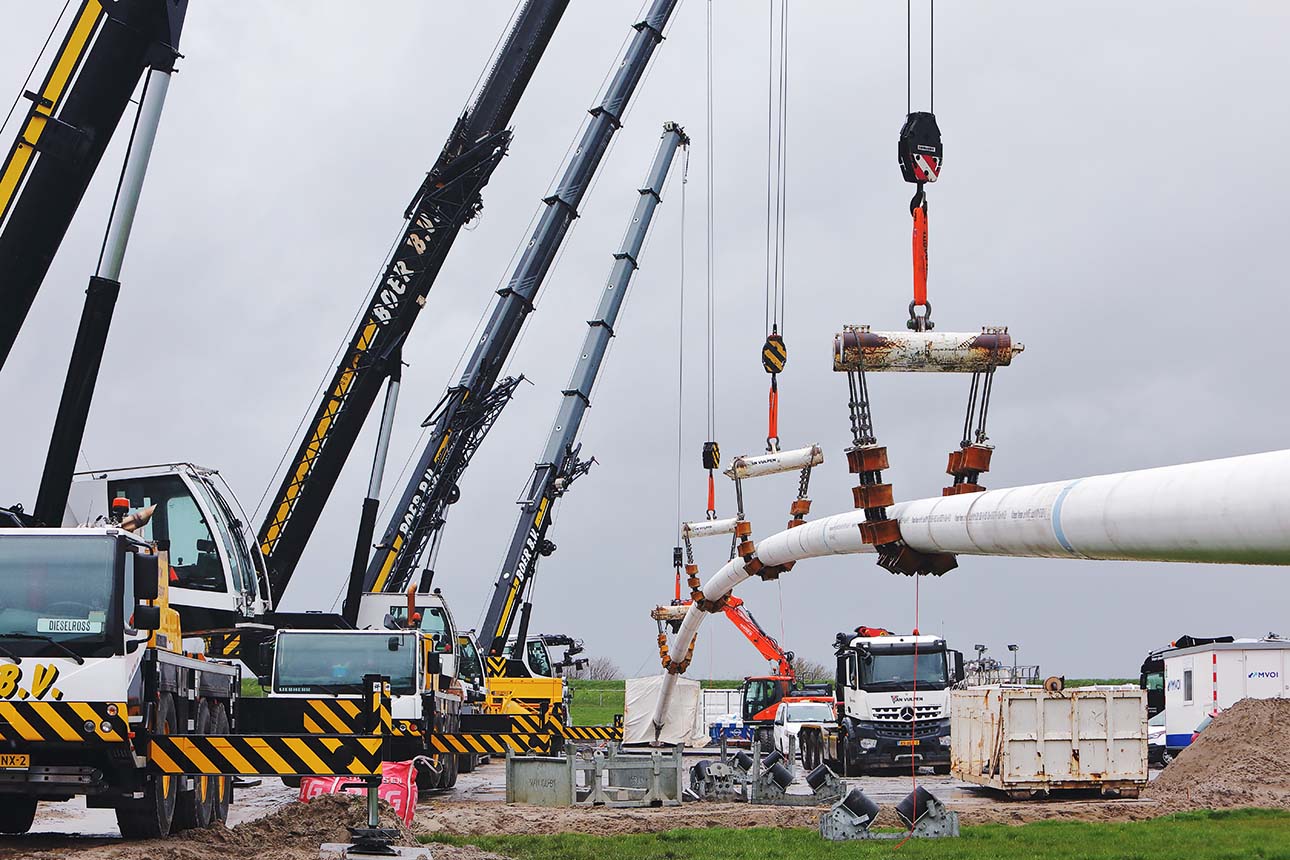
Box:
[565,679,1137,725]
[566,678,744,725]
[424,809,1290,860]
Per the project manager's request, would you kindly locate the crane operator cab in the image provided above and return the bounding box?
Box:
[354,589,460,689]
[64,464,271,633]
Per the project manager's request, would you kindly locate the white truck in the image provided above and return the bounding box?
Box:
[824,630,964,775]
[260,589,468,789]
[0,528,238,837]
[1162,637,1290,753]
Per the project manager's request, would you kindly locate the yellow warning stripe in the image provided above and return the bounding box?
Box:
[307,699,353,734]
[0,0,104,222]
[30,701,80,741]
[207,737,255,774]
[283,737,330,774]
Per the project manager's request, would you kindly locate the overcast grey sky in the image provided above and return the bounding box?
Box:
[2,2,1287,680]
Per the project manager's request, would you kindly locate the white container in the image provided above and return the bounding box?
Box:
[950,686,1148,797]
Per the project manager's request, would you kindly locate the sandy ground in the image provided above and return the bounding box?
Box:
[0,761,1168,858]
[6,705,1290,860]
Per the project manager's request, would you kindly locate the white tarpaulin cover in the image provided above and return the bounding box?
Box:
[623,675,709,747]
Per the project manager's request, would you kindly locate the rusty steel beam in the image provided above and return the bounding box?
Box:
[833,326,1022,373]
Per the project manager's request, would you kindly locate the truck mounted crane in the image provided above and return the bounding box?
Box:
[361,0,681,600]
[21,1,572,642]
[479,122,689,682]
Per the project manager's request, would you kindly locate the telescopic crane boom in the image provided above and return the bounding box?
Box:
[0,0,187,373]
[363,0,681,596]
[257,0,570,603]
[479,122,689,669]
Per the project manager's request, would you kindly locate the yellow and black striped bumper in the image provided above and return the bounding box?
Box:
[148,734,383,777]
[561,724,623,742]
[427,732,553,755]
[0,701,127,743]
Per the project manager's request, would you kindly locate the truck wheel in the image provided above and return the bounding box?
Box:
[444,748,459,789]
[458,753,477,774]
[117,694,179,838]
[211,703,232,822]
[0,797,37,834]
[932,765,951,775]
[174,699,217,831]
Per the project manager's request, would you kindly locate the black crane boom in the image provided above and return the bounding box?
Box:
[257,0,570,602]
[363,0,681,595]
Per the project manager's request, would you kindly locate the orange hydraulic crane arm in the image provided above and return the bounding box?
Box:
[721,596,794,679]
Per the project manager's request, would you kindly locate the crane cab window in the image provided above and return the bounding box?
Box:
[457,636,484,688]
[526,640,553,677]
[110,475,227,593]
[415,606,454,653]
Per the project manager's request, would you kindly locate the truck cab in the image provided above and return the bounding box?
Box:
[830,631,964,775]
[0,528,237,837]
[264,590,468,789]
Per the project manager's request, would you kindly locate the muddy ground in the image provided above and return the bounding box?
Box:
[0,765,1191,859]
[5,703,1290,860]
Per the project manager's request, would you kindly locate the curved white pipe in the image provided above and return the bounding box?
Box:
[651,449,1290,730]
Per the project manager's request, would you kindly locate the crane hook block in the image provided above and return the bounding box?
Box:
[702,441,721,471]
[762,334,787,374]
[898,112,942,185]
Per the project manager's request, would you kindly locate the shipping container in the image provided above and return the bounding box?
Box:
[950,686,1148,797]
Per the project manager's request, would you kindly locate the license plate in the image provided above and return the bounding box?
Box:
[0,754,29,769]
[897,739,920,747]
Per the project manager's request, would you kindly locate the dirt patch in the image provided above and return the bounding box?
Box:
[421,800,822,836]
[0,795,419,860]
[1146,697,1290,810]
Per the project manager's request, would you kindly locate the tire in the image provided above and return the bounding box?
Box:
[1161,749,1175,767]
[0,797,37,835]
[118,694,179,839]
[210,703,232,823]
[174,699,216,831]
[445,749,459,788]
[932,764,951,775]
[458,753,477,774]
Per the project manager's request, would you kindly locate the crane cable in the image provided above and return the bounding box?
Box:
[674,146,690,602]
[897,3,934,845]
[898,0,942,334]
[761,0,790,453]
[701,0,720,520]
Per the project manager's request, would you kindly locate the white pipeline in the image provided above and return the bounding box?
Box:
[651,449,1290,730]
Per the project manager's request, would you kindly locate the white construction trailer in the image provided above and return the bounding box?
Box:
[1163,638,1290,751]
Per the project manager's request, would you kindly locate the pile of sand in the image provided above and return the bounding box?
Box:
[1146,697,1290,810]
